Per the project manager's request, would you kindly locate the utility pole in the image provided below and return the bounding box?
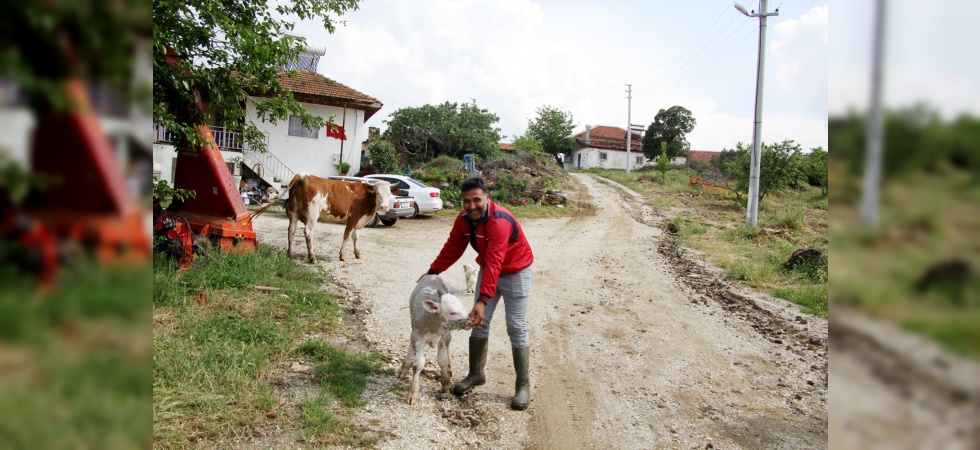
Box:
[626,84,633,174]
[862,0,886,229]
[735,1,778,228]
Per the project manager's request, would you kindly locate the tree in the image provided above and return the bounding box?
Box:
[728,139,804,202]
[655,143,671,183]
[642,106,696,160]
[153,0,359,153]
[527,106,576,164]
[368,140,399,175]
[801,147,828,195]
[383,102,501,162]
[512,132,543,154]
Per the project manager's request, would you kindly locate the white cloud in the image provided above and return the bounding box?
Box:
[830,67,980,119]
[689,111,827,152]
[770,4,828,113]
[286,0,827,153]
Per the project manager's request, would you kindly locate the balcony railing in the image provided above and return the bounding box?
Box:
[152,123,268,152]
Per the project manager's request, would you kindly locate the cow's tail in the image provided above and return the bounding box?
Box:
[248,199,279,220]
[281,173,306,212]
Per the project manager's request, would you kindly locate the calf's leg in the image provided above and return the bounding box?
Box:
[407,339,425,405]
[437,331,453,392]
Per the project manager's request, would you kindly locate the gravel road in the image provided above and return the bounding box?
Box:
[250,173,828,449]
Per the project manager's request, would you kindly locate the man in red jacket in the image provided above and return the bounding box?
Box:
[420,177,534,410]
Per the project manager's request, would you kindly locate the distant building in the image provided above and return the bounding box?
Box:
[565,125,645,170]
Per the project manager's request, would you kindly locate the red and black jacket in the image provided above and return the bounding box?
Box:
[429,201,534,303]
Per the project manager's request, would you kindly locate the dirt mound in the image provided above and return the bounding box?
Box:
[783,248,828,271]
[479,151,568,187]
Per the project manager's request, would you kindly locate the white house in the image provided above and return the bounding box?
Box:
[564,125,647,171]
[152,68,382,193]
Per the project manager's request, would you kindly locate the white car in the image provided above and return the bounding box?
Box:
[363,174,442,217]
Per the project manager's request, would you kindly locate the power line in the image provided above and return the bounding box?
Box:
[642,26,757,99]
[642,1,737,86]
[658,19,751,87]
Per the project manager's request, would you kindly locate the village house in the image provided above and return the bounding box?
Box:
[564,125,646,171]
[152,46,382,194]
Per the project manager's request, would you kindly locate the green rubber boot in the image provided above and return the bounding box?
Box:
[511,346,530,410]
[452,337,488,396]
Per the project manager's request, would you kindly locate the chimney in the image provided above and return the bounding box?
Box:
[585,125,591,146]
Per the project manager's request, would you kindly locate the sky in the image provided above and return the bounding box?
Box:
[829,0,980,121]
[288,0,829,152]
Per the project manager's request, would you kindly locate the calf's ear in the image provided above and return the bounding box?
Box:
[422,298,441,313]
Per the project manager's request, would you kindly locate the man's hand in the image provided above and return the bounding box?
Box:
[468,302,486,328]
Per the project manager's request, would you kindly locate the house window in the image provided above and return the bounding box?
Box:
[599,152,608,161]
[636,156,643,165]
[288,115,320,138]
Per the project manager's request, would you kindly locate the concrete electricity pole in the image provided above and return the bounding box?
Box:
[735,1,779,227]
[862,0,887,229]
[626,83,633,174]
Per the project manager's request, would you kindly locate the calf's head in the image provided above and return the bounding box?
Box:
[421,289,468,322]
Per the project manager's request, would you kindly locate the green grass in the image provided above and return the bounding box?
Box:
[580,167,829,317]
[0,261,152,449]
[831,167,980,359]
[153,244,381,448]
[296,342,384,408]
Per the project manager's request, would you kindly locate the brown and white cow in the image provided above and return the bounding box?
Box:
[285,173,395,263]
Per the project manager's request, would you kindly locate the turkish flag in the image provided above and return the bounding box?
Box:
[326,123,347,140]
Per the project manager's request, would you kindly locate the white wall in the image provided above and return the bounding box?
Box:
[566,147,647,170]
[249,102,364,178]
[154,100,370,184]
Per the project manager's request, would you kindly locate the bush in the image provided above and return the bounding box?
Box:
[368,140,399,174]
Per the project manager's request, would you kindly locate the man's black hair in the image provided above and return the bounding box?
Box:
[460,177,488,194]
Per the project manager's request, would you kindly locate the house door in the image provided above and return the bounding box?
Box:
[577,153,581,169]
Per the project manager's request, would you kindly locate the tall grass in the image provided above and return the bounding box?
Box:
[153,244,382,448]
[0,261,152,449]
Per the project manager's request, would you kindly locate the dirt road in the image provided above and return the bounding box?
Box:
[251,173,828,449]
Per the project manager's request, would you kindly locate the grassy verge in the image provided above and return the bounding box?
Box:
[830,167,980,360]
[153,244,385,448]
[0,261,152,449]
[580,168,829,317]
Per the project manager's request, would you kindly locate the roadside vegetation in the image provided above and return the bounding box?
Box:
[0,260,152,448]
[829,107,980,360]
[152,245,387,448]
[577,143,829,318]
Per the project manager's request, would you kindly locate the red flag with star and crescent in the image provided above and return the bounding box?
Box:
[326,123,347,140]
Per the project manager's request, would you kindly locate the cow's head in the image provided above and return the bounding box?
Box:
[367,180,393,212]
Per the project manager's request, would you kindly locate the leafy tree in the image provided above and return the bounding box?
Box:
[368,140,399,175]
[642,106,696,160]
[526,106,576,164]
[655,143,671,183]
[153,0,359,153]
[383,102,501,162]
[512,132,543,154]
[0,2,149,109]
[728,140,804,202]
[801,147,828,195]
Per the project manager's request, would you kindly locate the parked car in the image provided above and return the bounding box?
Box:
[363,174,442,217]
[327,176,416,227]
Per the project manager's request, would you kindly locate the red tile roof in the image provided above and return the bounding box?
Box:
[687,150,720,163]
[497,143,516,152]
[250,69,383,120]
[573,125,642,151]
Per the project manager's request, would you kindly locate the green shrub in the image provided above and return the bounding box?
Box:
[368,140,399,174]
